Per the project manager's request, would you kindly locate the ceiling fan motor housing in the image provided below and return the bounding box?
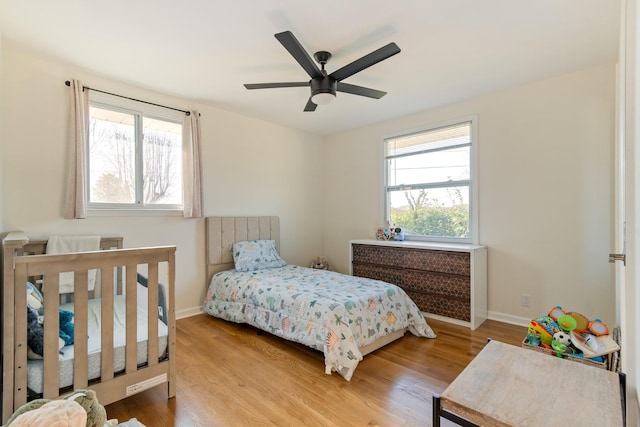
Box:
[311,75,337,97]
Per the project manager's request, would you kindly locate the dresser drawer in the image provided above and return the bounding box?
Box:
[352,263,403,286]
[403,249,470,275]
[408,292,471,322]
[403,271,470,300]
[352,244,403,268]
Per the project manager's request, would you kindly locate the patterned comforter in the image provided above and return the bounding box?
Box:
[203,265,436,380]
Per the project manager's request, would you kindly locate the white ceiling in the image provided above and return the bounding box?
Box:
[0,1,621,136]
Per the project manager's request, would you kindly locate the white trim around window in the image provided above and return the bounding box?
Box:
[382,116,479,244]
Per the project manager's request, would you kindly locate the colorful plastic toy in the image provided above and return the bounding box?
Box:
[566,311,590,332]
[551,339,567,354]
[548,306,565,321]
[557,314,577,332]
[528,316,560,345]
[587,318,609,336]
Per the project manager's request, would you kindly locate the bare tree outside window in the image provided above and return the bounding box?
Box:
[88,106,182,207]
[143,121,181,204]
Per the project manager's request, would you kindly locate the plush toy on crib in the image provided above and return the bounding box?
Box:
[25,280,75,360]
[26,305,64,360]
[310,257,331,271]
[26,305,75,360]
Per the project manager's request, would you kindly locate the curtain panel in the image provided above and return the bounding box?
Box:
[182,110,203,218]
[64,79,89,219]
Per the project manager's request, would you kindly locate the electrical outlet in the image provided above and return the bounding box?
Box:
[521,294,531,308]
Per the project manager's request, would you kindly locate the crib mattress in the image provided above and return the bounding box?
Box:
[27,293,169,394]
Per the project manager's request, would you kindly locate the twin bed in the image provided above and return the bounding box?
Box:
[1,232,175,424]
[203,216,436,381]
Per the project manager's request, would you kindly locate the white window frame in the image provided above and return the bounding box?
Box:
[383,116,479,244]
[87,92,184,216]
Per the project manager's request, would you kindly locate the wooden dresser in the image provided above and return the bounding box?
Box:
[350,239,487,329]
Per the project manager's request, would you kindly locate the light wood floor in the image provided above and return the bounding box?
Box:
[105,314,527,427]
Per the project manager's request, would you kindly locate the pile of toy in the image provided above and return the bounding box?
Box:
[525,306,619,363]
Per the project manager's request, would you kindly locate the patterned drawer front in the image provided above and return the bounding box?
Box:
[403,249,470,275]
[408,292,471,322]
[403,271,470,300]
[352,263,403,286]
[352,244,403,268]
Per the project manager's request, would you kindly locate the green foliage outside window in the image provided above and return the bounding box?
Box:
[391,205,469,238]
[389,189,469,238]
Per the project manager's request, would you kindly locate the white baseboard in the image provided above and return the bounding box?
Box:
[176,306,203,320]
[424,311,530,329]
[176,306,531,328]
[424,312,471,328]
[487,310,530,327]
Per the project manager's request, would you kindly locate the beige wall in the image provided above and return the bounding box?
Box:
[0,39,618,327]
[324,63,616,326]
[0,32,4,229]
[0,41,325,317]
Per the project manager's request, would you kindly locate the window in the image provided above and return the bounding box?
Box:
[88,102,183,210]
[384,119,476,242]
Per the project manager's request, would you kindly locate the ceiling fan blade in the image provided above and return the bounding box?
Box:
[304,98,317,112]
[337,82,387,99]
[244,82,309,89]
[275,31,323,79]
[329,42,401,82]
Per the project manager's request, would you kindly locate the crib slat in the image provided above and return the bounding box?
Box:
[101,266,115,381]
[42,273,60,399]
[147,263,159,367]
[3,233,27,423]
[167,249,176,398]
[13,263,28,410]
[125,265,138,374]
[73,271,89,389]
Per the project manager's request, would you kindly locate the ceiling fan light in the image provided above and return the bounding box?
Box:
[311,92,336,105]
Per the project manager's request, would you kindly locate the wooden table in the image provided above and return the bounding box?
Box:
[433,340,626,427]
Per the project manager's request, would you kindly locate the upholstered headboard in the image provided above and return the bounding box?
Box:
[205,216,280,282]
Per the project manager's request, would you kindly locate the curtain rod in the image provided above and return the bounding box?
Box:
[65,80,192,116]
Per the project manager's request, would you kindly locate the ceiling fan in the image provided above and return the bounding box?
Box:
[244,31,401,111]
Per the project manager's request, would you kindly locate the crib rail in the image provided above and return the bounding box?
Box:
[1,232,176,423]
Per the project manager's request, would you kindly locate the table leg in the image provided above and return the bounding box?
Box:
[432,393,482,427]
[432,394,441,427]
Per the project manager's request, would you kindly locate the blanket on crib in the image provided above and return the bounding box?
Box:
[46,236,100,293]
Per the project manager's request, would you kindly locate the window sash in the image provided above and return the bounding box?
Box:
[384,120,474,243]
[386,142,471,161]
[87,102,183,210]
[386,179,470,192]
